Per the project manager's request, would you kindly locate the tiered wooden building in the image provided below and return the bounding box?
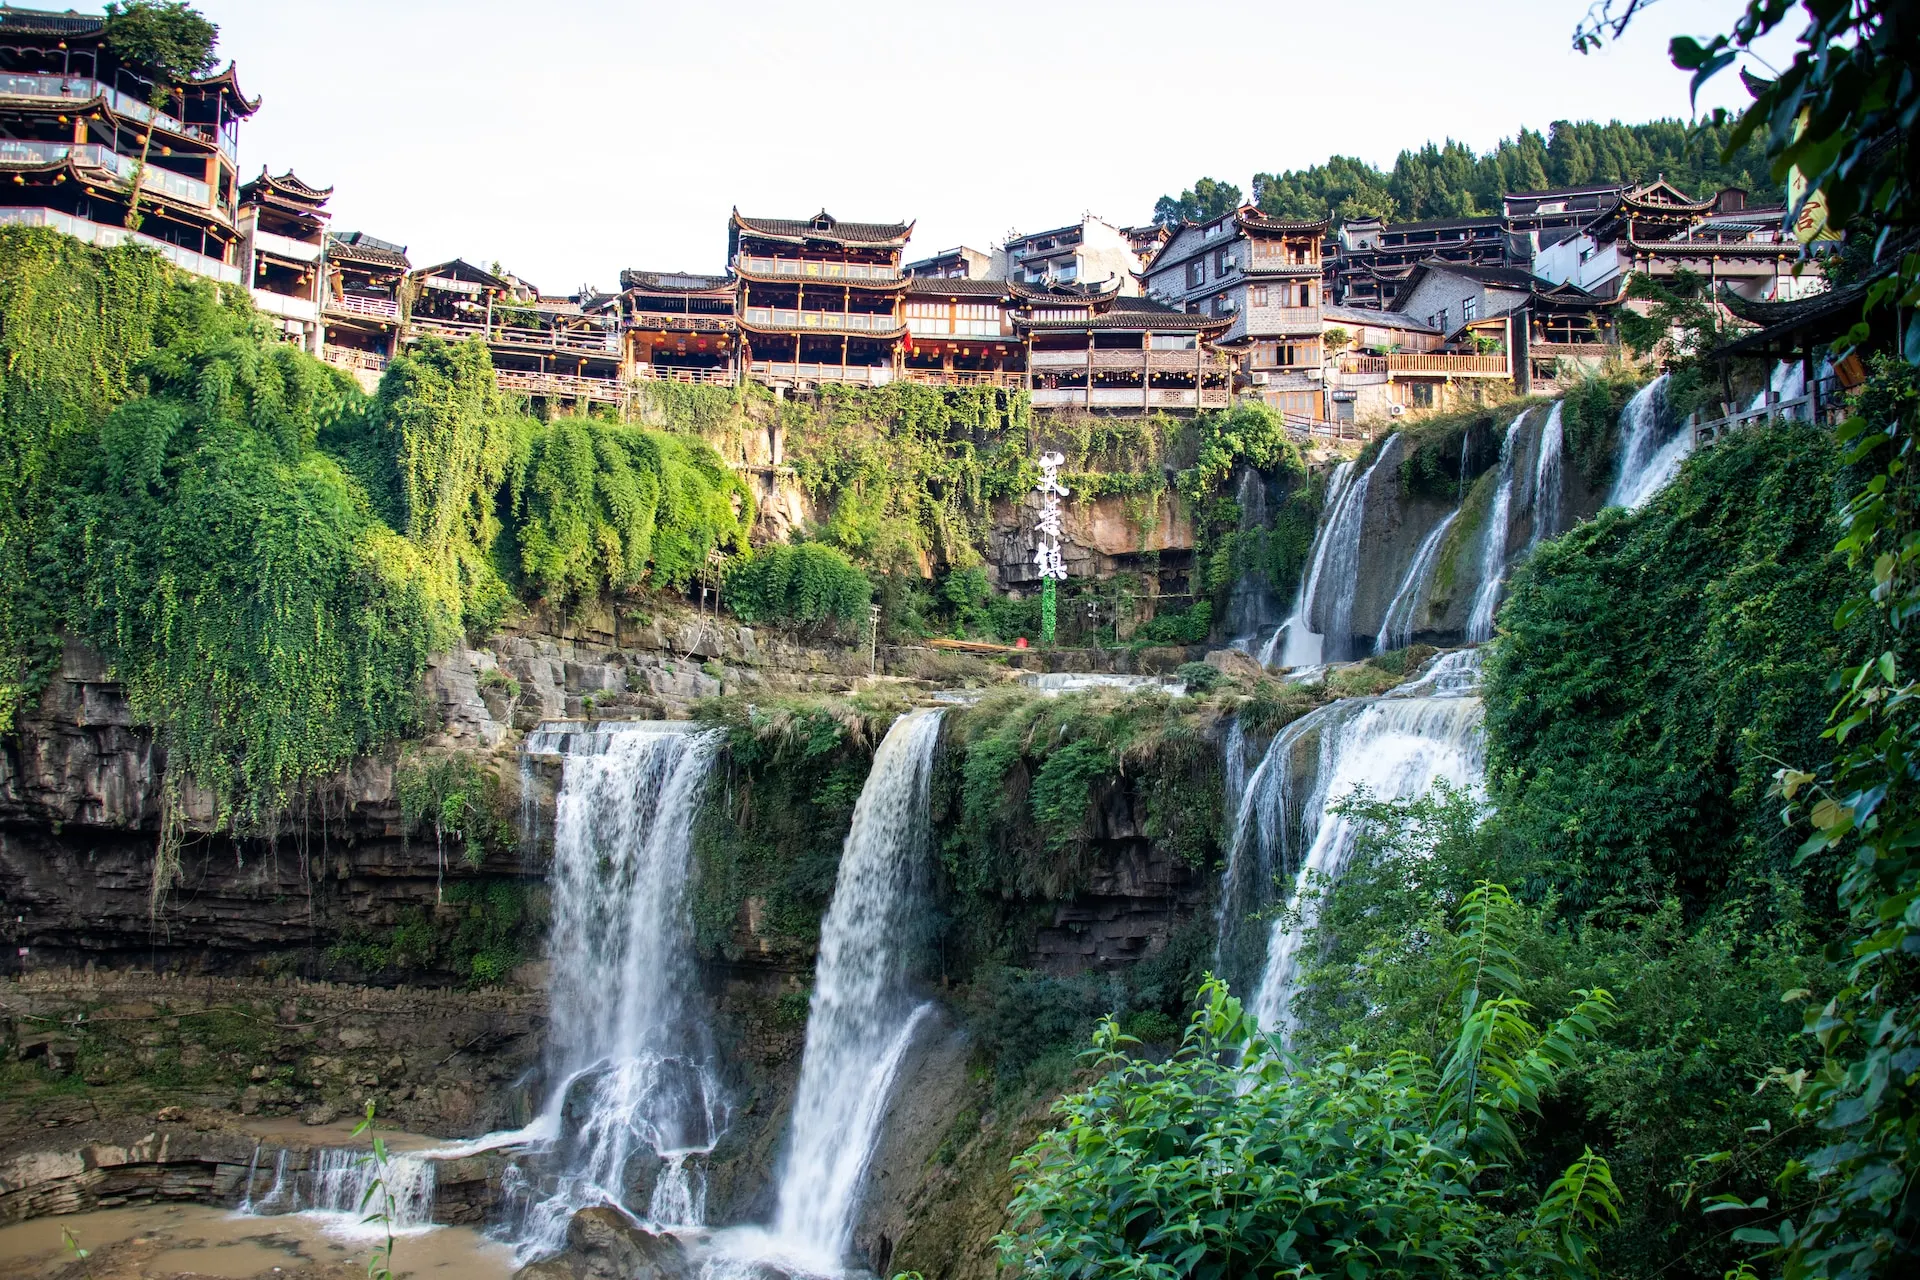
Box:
[321,231,409,377]
[0,4,255,283]
[621,269,737,385]
[729,209,913,388]
[236,169,328,351]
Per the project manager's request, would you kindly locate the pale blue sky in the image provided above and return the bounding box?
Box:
[154,1,1790,292]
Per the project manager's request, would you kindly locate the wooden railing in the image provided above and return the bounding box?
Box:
[1691,379,1839,444]
[742,307,901,334]
[738,256,901,283]
[1344,352,1510,376]
[322,345,390,374]
[495,370,626,402]
[629,310,732,333]
[634,365,736,387]
[748,360,888,386]
[901,369,1027,388]
[410,314,619,355]
[325,293,401,322]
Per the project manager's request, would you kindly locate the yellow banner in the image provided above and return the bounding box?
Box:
[1788,111,1843,243]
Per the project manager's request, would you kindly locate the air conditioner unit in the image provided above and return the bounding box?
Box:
[1389,403,1407,417]
[1252,371,1271,385]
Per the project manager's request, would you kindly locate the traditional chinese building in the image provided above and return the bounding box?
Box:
[1014,279,1231,411]
[320,231,408,379]
[236,169,327,351]
[905,245,992,280]
[1142,207,1329,414]
[621,269,737,386]
[729,209,912,388]
[406,258,625,407]
[0,4,255,283]
[1001,215,1147,293]
[902,276,1022,386]
[1325,213,1506,308]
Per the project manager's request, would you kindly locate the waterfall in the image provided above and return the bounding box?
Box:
[1607,375,1680,510]
[1466,412,1527,643]
[511,721,728,1259]
[238,1145,438,1236]
[1223,651,1486,1035]
[1530,401,1565,546]
[1376,509,1458,654]
[765,707,946,1271]
[1276,439,1398,667]
[1260,459,1355,667]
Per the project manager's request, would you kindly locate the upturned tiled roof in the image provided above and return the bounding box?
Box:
[1320,304,1439,333]
[731,209,912,246]
[620,268,732,293]
[905,277,1011,297]
[326,232,410,270]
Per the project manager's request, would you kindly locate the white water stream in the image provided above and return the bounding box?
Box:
[1274,440,1400,668]
[1607,375,1679,510]
[1530,401,1565,546]
[1376,509,1458,654]
[713,707,946,1276]
[1220,650,1486,1036]
[1465,411,1526,643]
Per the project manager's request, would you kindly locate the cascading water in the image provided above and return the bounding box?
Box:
[1221,651,1486,1036]
[1375,509,1458,654]
[1607,375,1679,510]
[508,720,728,1260]
[1259,459,1355,667]
[1275,440,1398,667]
[1466,412,1526,643]
[721,707,946,1275]
[1530,401,1565,546]
[239,1145,438,1236]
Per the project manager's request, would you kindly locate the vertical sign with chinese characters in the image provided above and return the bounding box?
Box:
[1034,451,1069,644]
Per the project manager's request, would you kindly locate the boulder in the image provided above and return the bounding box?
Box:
[512,1206,693,1280]
[1202,648,1265,681]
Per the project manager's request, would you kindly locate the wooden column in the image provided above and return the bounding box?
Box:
[1086,329,1094,409]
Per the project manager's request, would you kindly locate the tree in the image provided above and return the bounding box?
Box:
[1578,3,1920,1276]
[1152,177,1244,227]
[102,2,220,232]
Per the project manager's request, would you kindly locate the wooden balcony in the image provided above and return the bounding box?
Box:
[1031,386,1230,410]
[747,360,888,386]
[629,310,733,334]
[495,370,626,403]
[1344,352,1510,377]
[410,314,619,356]
[323,345,390,374]
[1254,306,1321,332]
[1031,348,1232,374]
[900,369,1027,388]
[742,307,903,335]
[738,256,902,283]
[634,365,736,387]
[1246,253,1320,275]
[325,293,402,322]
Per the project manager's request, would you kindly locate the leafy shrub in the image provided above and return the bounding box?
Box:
[723,542,872,630]
[1174,660,1222,692]
[1134,599,1212,645]
[1003,889,1621,1280]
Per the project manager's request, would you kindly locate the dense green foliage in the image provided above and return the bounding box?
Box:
[43,280,455,829]
[1151,177,1244,227]
[1486,422,1854,916]
[0,231,758,828]
[1291,787,1829,1280]
[1003,888,1622,1280]
[723,542,872,631]
[507,412,752,605]
[1235,118,1769,225]
[689,696,891,958]
[329,878,542,986]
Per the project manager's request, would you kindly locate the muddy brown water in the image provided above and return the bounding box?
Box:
[0,1203,515,1280]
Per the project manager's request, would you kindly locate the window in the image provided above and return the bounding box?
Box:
[1297,283,1312,307]
[1437,305,1449,331]
[1150,333,1197,350]
[1251,285,1269,307]
[1463,296,1477,321]
[1187,260,1206,288]
[1213,293,1234,317]
[1216,248,1232,274]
